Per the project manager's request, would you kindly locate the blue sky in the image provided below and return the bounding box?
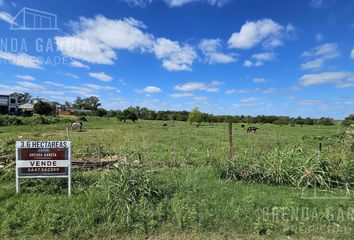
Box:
[0,0,353,119]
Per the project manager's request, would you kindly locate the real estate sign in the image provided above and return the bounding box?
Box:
[16,141,71,195]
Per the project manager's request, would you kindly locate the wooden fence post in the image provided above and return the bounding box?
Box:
[228,122,233,160]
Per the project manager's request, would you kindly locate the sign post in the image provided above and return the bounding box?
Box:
[15,141,71,195]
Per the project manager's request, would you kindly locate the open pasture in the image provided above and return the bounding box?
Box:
[1,118,354,239]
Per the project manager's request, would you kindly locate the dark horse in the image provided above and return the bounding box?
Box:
[247,126,259,133]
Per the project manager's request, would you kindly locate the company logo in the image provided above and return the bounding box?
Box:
[10,7,58,30]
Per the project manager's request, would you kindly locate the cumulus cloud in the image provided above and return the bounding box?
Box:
[198,38,236,64]
[153,38,197,71]
[56,16,197,71]
[0,51,42,69]
[89,72,113,82]
[142,86,162,93]
[299,71,354,88]
[70,60,90,69]
[55,15,154,65]
[300,43,339,70]
[228,19,294,49]
[243,52,275,67]
[16,75,35,81]
[174,82,219,92]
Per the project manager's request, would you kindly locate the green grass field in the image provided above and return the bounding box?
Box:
[1,118,354,239]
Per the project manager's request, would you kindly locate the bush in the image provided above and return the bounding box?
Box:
[0,116,23,126]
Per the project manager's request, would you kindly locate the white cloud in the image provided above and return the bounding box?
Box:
[224,89,246,94]
[310,0,323,8]
[16,81,46,91]
[198,38,236,64]
[44,81,64,87]
[70,60,90,69]
[121,0,231,7]
[193,96,208,101]
[89,72,113,82]
[228,19,294,49]
[16,75,35,81]
[252,52,276,61]
[83,83,116,91]
[351,48,354,59]
[65,73,79,79]
[174,82,219,92]
[142,86,162,93]
[316,33,323,41]
[55,15,153,65]
[170,93,193,98]
[165,0,231,7]
[300,43,339,70]
[153,38,197,71]
[253,77,267,83]
[299,71,354,88]
[298,99,324,105]
[0,51,42,69]
[243,52,275,67]
[175,82,205,91]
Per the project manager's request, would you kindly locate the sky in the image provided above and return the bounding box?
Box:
[0,0,353,119]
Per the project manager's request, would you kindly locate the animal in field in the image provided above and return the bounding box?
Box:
[71,122,83,132]
[247,126,259,133]
[162,123,168,127]
[241,124,245,128]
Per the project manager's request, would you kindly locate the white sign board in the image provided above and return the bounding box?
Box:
[16,141,71,195]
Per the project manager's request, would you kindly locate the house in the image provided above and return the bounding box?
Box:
[0,93,20,115]
[18,103,34,115]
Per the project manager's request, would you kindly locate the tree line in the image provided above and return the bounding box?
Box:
[19,94,353,126]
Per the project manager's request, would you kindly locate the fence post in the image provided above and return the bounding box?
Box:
[317,142,322,161]
[228,122,233,160]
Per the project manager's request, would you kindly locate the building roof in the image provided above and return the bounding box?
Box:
[18,103,34,110]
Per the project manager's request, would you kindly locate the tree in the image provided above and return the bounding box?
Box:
[73,97,84,110]
[342,114,354,126]
[95,108,107,117]
[33,101,53,115]
[188,107,203,125]
[18,92,32,104]
[117,107,138,122]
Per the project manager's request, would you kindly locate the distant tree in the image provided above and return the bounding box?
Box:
[342,114,354,126]
[64,101,72,109]
[106,110,117,117]
[117,107,138,122]
[33,101,53,115]
[188,107,203,125]
[95,108,107,117]
[317,117,334,126]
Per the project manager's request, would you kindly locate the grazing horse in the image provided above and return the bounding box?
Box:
[247,126,259,133]
[71,122,83,132]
